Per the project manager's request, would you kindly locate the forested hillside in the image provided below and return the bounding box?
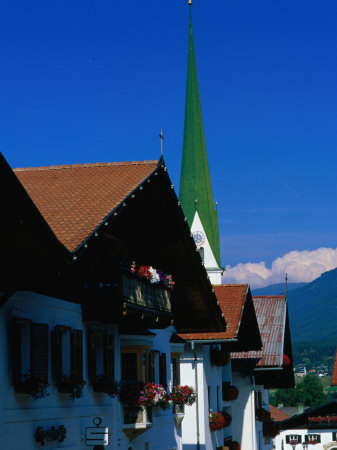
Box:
[292,337,337,374]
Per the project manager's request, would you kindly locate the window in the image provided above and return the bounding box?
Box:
[254,390,262,409]
[286,435,302,444]
[121,347,148,382]
[305,434,320,443]
[217,386,221,411]
[87,330,114,389]
[52,326,83,390]
[171,354,181,386]
[149,350,167,387]
[10,318,49,390]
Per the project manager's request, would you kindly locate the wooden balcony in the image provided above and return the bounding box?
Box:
[82,273,173,328]
[122,275,171,313]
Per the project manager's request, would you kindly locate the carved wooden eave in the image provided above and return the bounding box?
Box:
[0,153,70,292]
[0,153,226,334]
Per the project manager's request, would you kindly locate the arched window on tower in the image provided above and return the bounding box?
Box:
[199,247,204,262]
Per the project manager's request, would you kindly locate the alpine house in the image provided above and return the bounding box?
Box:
[0,152,226,450]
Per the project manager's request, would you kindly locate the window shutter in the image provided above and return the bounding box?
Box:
[71,329,83,377]
[87,330,97,385]
[316,435,321,443]
[148,351,156,383]
[30,323,49,383]
[159,352,167,388]
[104,334,114,379]
[297,435,302,443]
[52,326,63,383]
[285,436,290,444]
[333,431,337,441]
[10,320,22,386]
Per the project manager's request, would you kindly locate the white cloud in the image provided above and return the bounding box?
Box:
[222,247,337,289]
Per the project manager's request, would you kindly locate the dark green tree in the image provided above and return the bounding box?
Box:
[272,387,300,407]
[297,375,327,408]
[271,375,327,408]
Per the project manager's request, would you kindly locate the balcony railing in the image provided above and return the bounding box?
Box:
[122,275,172,314]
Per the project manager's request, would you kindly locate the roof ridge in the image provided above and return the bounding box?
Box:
[14,160,158,172]
[213,283,248,287]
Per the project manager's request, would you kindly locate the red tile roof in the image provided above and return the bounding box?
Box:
[269,404,290,421]
[14,161,158,252]
[331,349,337,385]
[232,295,286,367]
[178,284,248,340]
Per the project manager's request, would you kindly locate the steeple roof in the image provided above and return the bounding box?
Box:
[179,6,221,267]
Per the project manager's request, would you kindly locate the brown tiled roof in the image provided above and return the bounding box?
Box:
[232,295,286,367]
[331,349,337,385]
[269,404,290,421]
[178,284,248,341]
[14,161,158,252]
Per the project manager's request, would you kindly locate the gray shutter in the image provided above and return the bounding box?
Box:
[159,352,167,388]
[52,326,64,383]
[87,330,97,385]
[30,323,49,383]
[10,319,22,386]
[148,351,156,383]
[104,334,114,379]
[71,329,83,377]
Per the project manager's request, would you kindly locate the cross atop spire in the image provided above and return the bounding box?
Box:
[179,6,221,270]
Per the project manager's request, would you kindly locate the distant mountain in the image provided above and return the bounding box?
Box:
[286,267,337,342]
[252,282,307,296]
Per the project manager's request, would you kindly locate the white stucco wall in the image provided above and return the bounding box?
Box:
[1,292,181,450]
[180,343,232,450]
[232,370,258,450]
[275,428,337,450]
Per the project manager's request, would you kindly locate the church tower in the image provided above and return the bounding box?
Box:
[179,2,223,284]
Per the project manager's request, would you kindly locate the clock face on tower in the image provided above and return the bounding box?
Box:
[192,231,205,247]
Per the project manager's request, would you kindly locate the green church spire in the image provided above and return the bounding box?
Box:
[179,5,221,267]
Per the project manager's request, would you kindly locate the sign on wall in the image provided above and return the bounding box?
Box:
[35,425,66,445]
[85,417,110,447]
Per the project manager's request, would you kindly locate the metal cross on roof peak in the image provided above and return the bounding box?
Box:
[159,129,164,156]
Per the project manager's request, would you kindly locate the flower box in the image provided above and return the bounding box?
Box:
[123,406,152,426]
[222,384,239,402]
[256,407,271,422]
[171,385,197,406]
[209,411,232,432]
[173,403,185,414]
[15,373,49,400]
[57,371,86,400]
[210,347,230,366]
[94,375,118,397]
[138,383,171,409]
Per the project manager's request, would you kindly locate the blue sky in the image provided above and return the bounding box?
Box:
[1,0,336,286]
